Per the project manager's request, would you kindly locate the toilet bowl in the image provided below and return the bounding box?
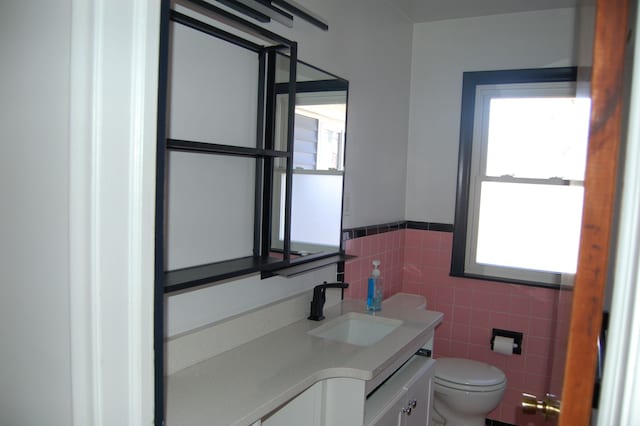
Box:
[431,358,506,426]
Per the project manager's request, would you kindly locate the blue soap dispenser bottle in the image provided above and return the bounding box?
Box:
[367,260,383,312]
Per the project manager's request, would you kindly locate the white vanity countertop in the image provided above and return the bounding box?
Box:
[165,294,443,426]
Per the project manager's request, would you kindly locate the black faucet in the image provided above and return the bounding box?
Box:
[308,281,349,321]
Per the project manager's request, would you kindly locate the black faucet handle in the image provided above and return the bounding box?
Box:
[315,281,349,290]
[308,282,349,321]
[311,282,349,304]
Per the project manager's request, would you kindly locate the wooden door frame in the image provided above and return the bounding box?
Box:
[560,0,630,424]
[597,1,640,421]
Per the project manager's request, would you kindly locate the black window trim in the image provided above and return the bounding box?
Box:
[450,66,579,289]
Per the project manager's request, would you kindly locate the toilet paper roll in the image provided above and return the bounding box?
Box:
[492,336,515,356]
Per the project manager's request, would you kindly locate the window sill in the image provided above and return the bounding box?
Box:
[449,270,567,290]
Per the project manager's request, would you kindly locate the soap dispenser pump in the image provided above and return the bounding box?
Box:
[367,260,383,312]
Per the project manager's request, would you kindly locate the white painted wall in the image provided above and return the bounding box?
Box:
[289,0,414,228]
[405,8,578,223]
[0,2,73,425]
[166,0,414,334]
[167,266,340,336]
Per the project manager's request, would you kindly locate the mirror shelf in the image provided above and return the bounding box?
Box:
[167,139,291,158]
[164,255,284,293]
[160,9,349,295]
[163,251,351,294]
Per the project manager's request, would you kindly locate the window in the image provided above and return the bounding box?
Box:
[451,68,591,287]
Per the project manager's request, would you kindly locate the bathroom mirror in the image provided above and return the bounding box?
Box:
[271,55,348,262]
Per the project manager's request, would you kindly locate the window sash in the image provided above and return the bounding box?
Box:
[464,81,586,285]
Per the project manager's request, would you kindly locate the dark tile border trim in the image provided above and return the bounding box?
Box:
[486,419,516,426]
[406,221,454,232]
[342,221,453,241]
[342,221,405,240]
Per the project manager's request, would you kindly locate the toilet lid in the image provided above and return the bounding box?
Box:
[435,358,506,387]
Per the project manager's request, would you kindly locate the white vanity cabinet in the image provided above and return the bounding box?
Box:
[261,378,366,426]
[261,382,324,426]
[364,356,435,426]
[257,356,435,426]
[165,297,443,426]
[258,356,435,426]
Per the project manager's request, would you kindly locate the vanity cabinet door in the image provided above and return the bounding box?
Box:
[368,389,405,426]
[401,359,433,426]
[262,378,365,426]
[261,382,322,426]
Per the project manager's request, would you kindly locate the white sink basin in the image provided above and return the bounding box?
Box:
[308,312,403,347]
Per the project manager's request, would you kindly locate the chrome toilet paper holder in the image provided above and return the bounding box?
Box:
[491,328,523,355]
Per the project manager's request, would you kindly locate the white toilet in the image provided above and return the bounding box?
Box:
[431,357,506,426]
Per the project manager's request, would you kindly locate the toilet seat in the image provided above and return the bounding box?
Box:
[434,358,506,392]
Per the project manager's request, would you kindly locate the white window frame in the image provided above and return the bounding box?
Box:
[451,68,585,288]
[466,82,583,284]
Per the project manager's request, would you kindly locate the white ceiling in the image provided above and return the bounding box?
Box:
[396,0,584,23]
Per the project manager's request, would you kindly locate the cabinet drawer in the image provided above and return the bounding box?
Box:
[366,330,434,395]
[364,356,435,426]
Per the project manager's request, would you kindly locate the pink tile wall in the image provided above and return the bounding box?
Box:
[344,231,404,300]
[344,228,561,426]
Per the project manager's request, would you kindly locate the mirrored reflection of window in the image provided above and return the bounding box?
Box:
[294,102,346,171]
[272,57,348,258]
[278,94,347,252]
